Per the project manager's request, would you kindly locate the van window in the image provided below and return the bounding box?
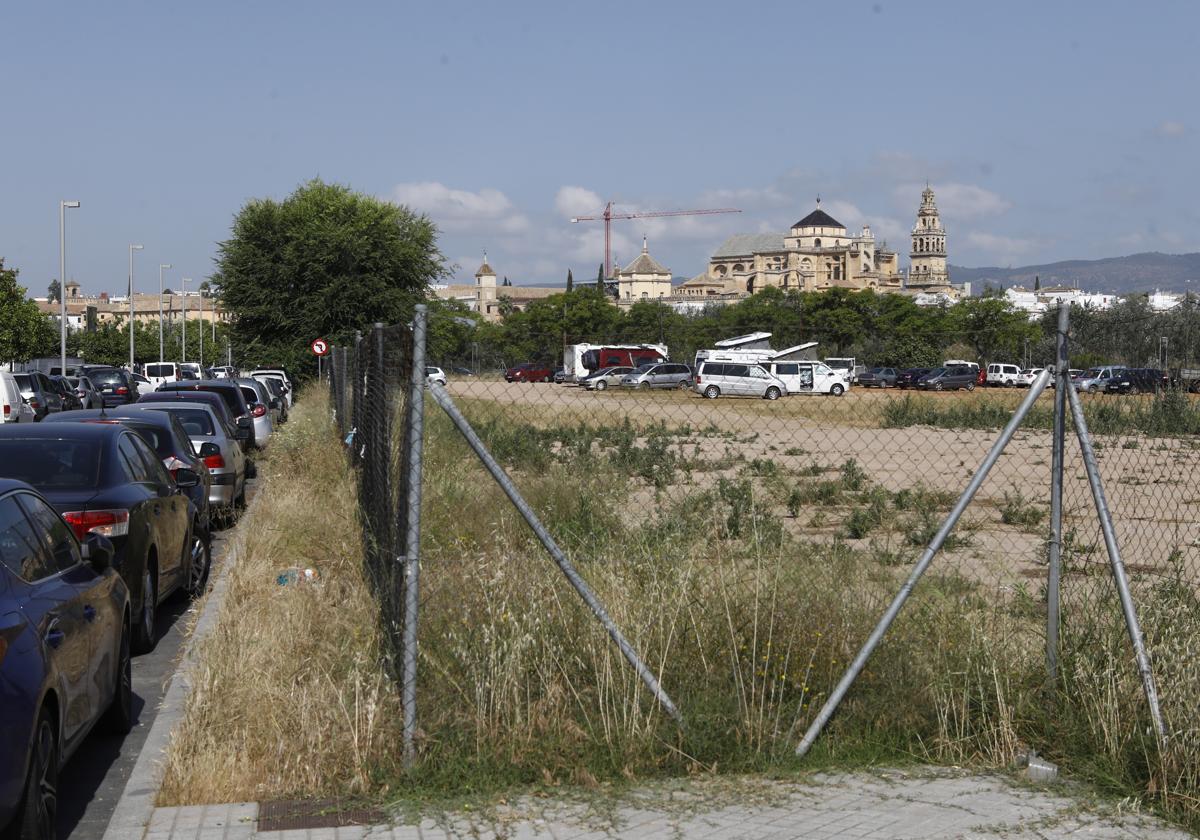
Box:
[815,364,831,375]
[146,364,176,377]
[702,363,725,376]
[750,367,769,379]
[776,363,799,375]
[727,364,749,377]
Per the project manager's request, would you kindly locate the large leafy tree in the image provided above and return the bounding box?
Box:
[213,179,447,378]
[0,260,57,363]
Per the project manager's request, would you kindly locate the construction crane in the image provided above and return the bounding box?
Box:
[570,202,741,280]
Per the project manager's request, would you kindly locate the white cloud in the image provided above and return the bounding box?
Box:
[554,185,604,218]
[391,181,530,234]
[1155,120,1186,138]
[894,182,1010,220]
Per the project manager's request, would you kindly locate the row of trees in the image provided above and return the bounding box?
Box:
[425,284,1200,374]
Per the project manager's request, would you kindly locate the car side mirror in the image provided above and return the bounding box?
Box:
[174,468,201,488]
[82,533,115,572]
[198,442,220,457]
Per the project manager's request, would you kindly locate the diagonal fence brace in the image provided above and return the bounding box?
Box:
[796,369,1053,757]
[426,382,684,726]
[1065,380,1167,746]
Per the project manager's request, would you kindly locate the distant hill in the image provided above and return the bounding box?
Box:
[951,252,1200,295]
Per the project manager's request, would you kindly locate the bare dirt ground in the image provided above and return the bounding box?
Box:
[445,380,1200,592]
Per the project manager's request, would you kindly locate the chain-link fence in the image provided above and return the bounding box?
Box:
[329,299,1199,823]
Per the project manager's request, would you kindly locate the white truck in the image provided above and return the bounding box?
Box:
[823,357,865,384]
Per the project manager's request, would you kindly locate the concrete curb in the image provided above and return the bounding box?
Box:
[102,501,255,840]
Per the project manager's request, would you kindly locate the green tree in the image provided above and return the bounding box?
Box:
[951,297,1039,363]
[566,269,574,293]
[213,178,447,378]
[47,278,61,304]
[0,260,57,363]
[596,263,604,290]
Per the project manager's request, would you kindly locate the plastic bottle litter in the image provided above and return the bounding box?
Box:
[277,567,320,586]
[1023,750,1059,782]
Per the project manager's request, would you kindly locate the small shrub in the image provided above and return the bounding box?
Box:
[840,459,868,491]
[1000,490,1046,530]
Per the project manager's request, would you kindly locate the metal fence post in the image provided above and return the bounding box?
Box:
[1047,303,1068,682]
[401,305,427,768]
[1065,380,1168,745]
[796,370,1053,758]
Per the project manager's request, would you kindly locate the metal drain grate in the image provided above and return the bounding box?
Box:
[257,799,387,831]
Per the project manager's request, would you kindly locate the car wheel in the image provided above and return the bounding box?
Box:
[704,385,720,399]
[765,386,781,401]
[185,530,212,598]
[17,710,57,839]
[934,382,944,391]
[133,565,158,654]
[638,382,649,391]
[677,380,690,390]
[830,383,845,397]
[966,381,976,392]
[1088,384,1098,393]
[595,380,607,391]
[102,620,134,734]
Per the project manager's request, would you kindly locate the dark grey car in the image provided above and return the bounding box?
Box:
[858,367,897,388]
[916,365,977,391]
[619,362,693,390]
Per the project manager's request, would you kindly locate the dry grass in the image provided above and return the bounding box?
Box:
[158,391,402,805]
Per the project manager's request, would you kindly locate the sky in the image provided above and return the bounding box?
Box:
[1,0,1197,295]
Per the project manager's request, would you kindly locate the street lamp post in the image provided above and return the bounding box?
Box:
[128,244,144,370]
[58,201,81,375]
[158,264,172,366]
[181,278,191,362]
[198,290,204,368]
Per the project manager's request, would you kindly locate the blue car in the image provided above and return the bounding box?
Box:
[0,479,131,838]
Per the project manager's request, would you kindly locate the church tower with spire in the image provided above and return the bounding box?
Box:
[908,185,949,288]
[475,251,497,317]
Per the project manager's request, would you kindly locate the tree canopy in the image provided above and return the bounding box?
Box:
[0,260,56,363]
[213,178,447,377]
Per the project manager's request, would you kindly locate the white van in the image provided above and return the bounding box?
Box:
[986,363,1022,387]
[763,361,848,396]
[694,361,787,400]
[1,372,35,423]
[144,362,180,389]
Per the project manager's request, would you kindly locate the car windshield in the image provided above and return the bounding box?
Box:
[633,363,655,373]
[927,368,947,376]
[0,439,102,488]
[1083,368,1101,378]
[88,370,124,385]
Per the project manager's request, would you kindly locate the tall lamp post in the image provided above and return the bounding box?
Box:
[198,286,205,369]
[181,278,191,362]
[158,264,172,366]
[128,244,144,370]
[58,201,81,375]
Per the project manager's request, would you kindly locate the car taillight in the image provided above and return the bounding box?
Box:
[2,404,8,417]
[61,509,130,541]
[203,453,225,470]
[251,404,266,417]
[30,399,40,409]
[164,456,189,479]
[695,376,702,384]
[116,386,129,395]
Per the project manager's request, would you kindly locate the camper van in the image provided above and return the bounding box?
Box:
[563,343,668,380]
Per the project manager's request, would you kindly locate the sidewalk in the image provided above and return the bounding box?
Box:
[144,768,1193,839]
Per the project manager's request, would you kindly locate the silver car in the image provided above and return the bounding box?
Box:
[694,361,787,400]
[619,362,693,390]
[235,378,276,447]
[248,368,293,407]
[125,401,248,516]
[581,366,633,391]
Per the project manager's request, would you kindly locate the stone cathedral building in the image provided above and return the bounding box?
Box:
[676,186,960,303]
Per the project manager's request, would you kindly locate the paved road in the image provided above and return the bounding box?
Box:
[57,486,254,840]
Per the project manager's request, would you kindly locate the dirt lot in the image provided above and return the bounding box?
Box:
[445,379,1200,591]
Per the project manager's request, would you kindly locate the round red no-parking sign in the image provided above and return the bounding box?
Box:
[311,337,329,356]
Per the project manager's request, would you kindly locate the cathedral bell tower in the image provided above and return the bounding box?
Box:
[908,185,949,288]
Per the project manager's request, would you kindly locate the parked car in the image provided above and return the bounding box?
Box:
[144,362,181,389]
[694,361,787,400]
[552,368,572,384]
[48,375,84,412]
[136,390,253,458]
[761,361,848,396]
[0,423,198,654]
[1106,368,1168,395]
[0,480,132,836]
[450,366,475,376]
[857,367,897,388]
[67,375,104,409]
[1017,367,1045,387]
[234,378,276,447]
[581,366,633,391]
[247,369,293,408]
[42,409,214,590]
[1075,365,1127,393]
[895,368,931,389]
[211,365,238,380]
[504,363,554,383]
[86,367,142,408]
[620,362,693,390]
[916,365,977,391]
[986,363,1022,387]
[12,372,62,420]
[425,366,447,386]
[255,376,290,423]
[1,372,36,424]
[824,357,865,384]
[155,381,254,446]
[135,401,248,523]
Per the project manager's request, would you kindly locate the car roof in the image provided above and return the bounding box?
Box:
[0,478,37,496]
[0,422,124,441]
